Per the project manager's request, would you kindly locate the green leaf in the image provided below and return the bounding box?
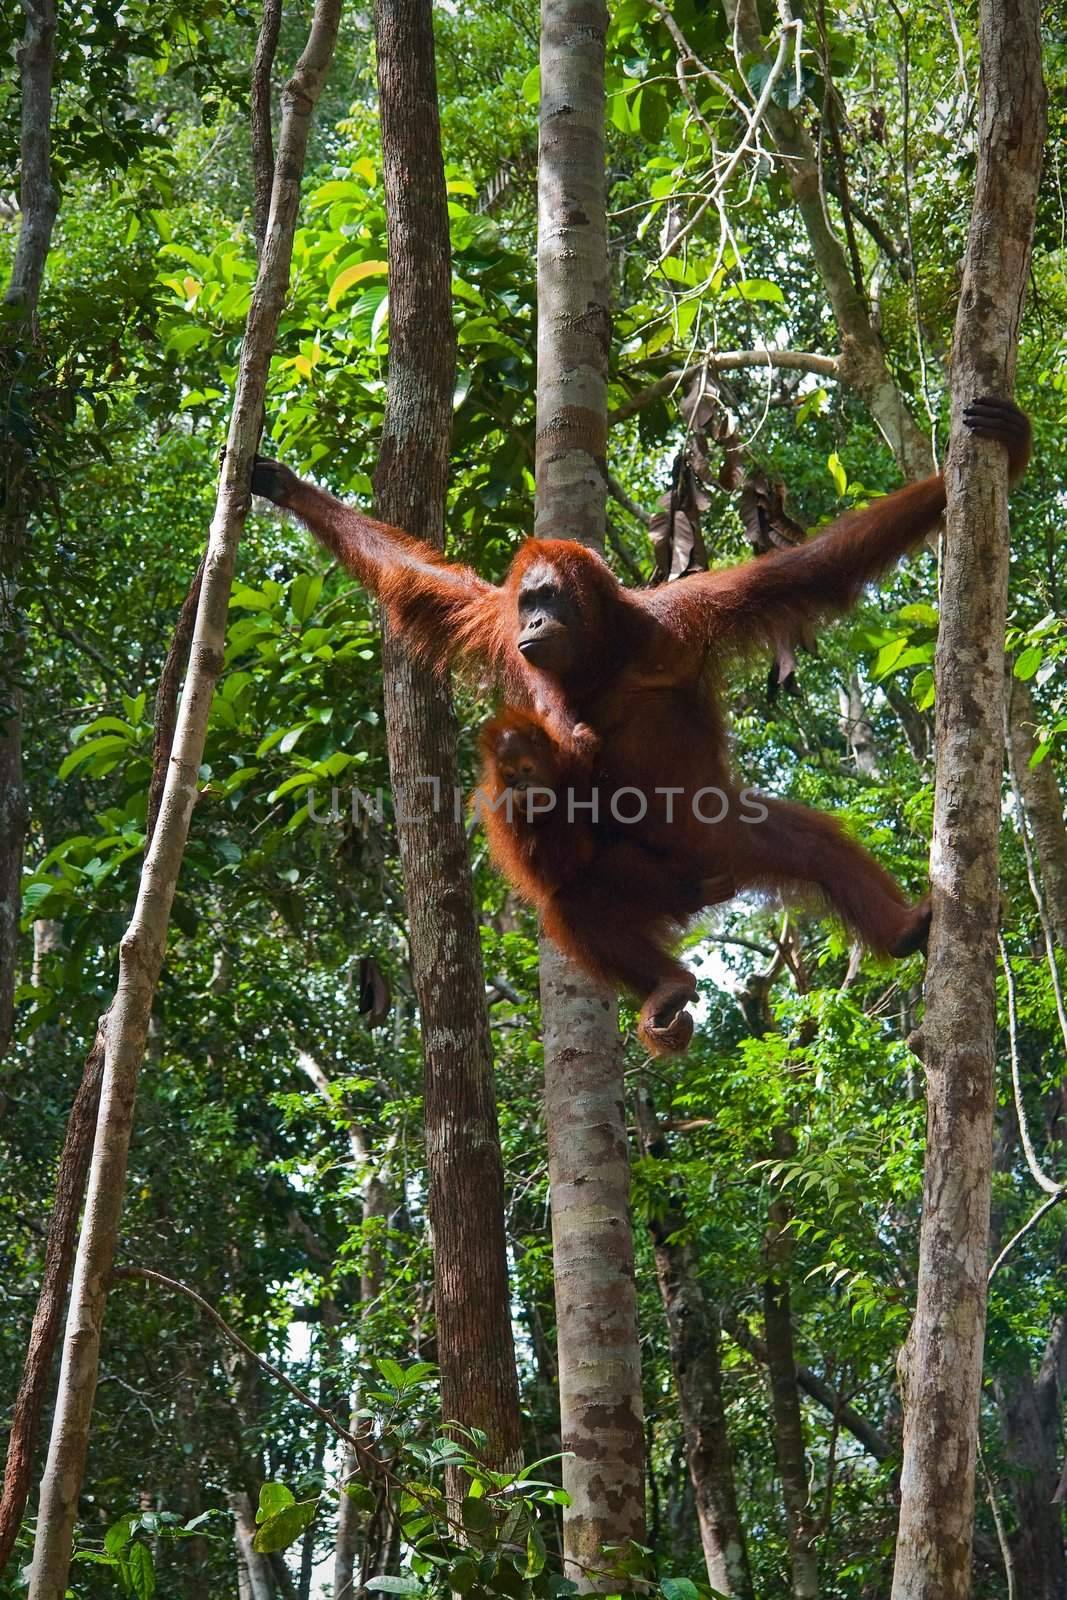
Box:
[1014,645,1043,680]
[871,637,907,680]
[230,585,274,612]
[449,1556,479,1593]
[828,452,848,496]
[72,717,137,740]
[521,64,540,104]
[164,324,212,355]
[661,1581,701,1600]
[328,259,389,310]
[58,736,128,779]
[256,1482,295,1524]
[311,179,366,207]
[526,1525,547,1577]
[912,669,935,711]
[723,278,786,304]
[897,602,939,628]
[128,1541,156,1600]
[365,1579,423,1595]
[461,1495,494,1534]
[376,1356,408,1389]
[104,1516,134,1556]
[291,572,324,622]
[637,87,670,141]
[252,1499,318,1553]
[123,692,147,725]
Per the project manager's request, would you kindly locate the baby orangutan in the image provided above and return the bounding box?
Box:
[477,710,730,1053]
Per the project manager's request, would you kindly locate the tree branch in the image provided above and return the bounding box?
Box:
[112,1267,382,1467]
[610,350,840,427]
[251,0,282,259]
[4,0,58,318]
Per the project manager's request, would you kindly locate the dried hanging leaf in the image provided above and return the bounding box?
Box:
[357,956,391,1027]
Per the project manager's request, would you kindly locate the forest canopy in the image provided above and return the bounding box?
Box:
[1,1,1064,1597]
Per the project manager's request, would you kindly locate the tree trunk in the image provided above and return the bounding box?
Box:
[298,1052,398,1598]
[372,0,522,1478]
[994,1347,1067,1598]
[635,1088,752,1598]
[536,0,643,1580]
[891,4,1045,1595]
[0,1028,105,1574]
[543,946,645,1583]
[838,672,880,779]
[764,1133,818,1600]
[24,11,342,1594]
[1,0,60,1063]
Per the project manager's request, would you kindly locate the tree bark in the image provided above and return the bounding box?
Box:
[543,946,645,1583]
[0,1028,105,1574]
[25,9,342,1594]
[891,4,1045,1595]
[635,1088,752,1598]
[838,672,880,779]
[372,0,522,1478]
[993,1334,1067,1598]
[1,0,60,1063]
[536,0,644,1581]
[297,1052,396,1597]
[763,1133,818,1600]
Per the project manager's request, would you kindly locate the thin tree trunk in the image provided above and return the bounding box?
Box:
[536,0,644,1581]
[25,10,342,1594]
[1,0,60,1063]
[635,1088,752,1598]
[371,0,522,1478]
[721,1309,893,1464]
[891,4,1045,1595]
[764,1132,818,1600]
[0,1027,105,1575]
[298,1053,395,1597]
[838,672,880,779]
[994,1351,1067,1597]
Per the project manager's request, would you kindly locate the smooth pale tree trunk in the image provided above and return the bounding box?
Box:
[372,0,522,1478]
[542,949,644,1581]
[635,1089,752,1598]
[536,0,645,1582]
[891,4,1045,1596]
[25,9,342,1594]
[1,0,59,1062]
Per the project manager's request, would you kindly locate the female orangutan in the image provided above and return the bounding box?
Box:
[252,396,1030,1053]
